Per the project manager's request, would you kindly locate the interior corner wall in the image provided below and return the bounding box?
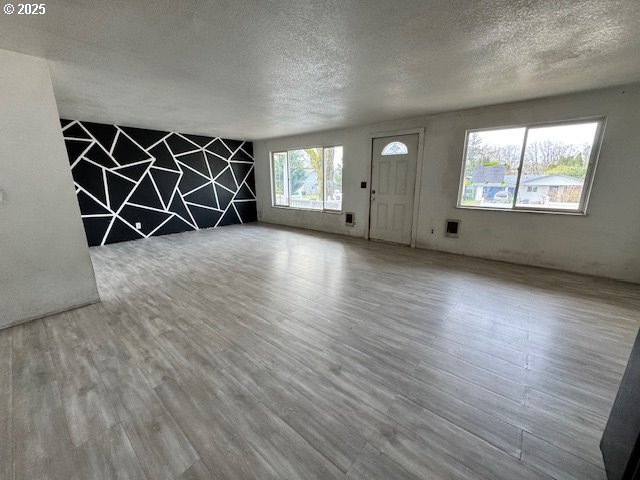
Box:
[253,84,640,283]
[0,49,99,330]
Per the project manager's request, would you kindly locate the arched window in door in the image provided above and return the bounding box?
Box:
[381,141,408,155]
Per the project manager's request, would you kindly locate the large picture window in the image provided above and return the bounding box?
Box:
[457,119,605,213]
[271,146,343,211]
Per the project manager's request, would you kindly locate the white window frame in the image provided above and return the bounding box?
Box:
[456,117,606,215]
[270,145,343,213]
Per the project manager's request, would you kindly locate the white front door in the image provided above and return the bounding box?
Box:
[369,134,419,245]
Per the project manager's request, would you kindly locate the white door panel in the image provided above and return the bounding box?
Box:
[369,134,419,245]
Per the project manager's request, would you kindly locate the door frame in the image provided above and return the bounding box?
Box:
[365,127,425,248]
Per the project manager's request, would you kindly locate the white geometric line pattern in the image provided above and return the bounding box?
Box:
[61,119,256,246]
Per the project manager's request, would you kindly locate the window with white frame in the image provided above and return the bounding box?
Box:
[457,119,605,213]
[271,146,343,211]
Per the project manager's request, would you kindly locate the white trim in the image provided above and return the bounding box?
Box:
[204,150,215,181]
[203,148,229,161]
[68,141,94,169]
[174,148,204,158]
[270,205,341,214]
[116,127,155,160]
[456,205,588,216]
[124,202,168,214]
[214,202,232,227]
[94,139,118,166]
[103,169,110,209]
[186,201,223,212]
[213,166,236,187]
[150,164,181,173]
[228,142,245,158]
[109,129,120,157]
[202,137,218,150]
[147,170,167,209]
[510,128,530,209]
[61,120,77,131]
[176,159,211,180]
[114,158,155,170]
[174,133,202,149]
[243,179,256,198]
[64,136,92,142]
[238,145,254,160]
[113,162,154,217]
[218,139,234,154]
[147,213,176,237]
[166,168,184,208]
[100,216,117,245]
[214,180,236,194]
[108,167,141,184]
[117,216,148,239]
[232,202,242,222]
[231,163,253,187]
[228,165,240,189]
[213,182,221,209]
[76,186,114,214]
[182,181,213,197]
[176,190,199,228]
[80,157,120,177]
[174,212,198,229]
[146,133,173,151]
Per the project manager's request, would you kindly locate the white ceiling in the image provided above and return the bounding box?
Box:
[1,0,639,140]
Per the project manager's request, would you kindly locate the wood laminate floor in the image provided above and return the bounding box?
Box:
[2,223,639,480]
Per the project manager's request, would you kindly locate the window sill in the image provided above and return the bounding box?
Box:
[271,205,343,215]
[456,205,587,216]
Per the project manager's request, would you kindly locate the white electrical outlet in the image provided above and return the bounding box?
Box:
[135,222,142,230]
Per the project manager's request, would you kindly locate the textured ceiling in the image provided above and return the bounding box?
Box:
[1,0,639,140]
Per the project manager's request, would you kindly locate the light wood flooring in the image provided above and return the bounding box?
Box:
[1,223,639,479]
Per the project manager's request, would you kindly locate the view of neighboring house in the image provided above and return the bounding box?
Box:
[465,173,584,208]
[289,170,323,209]
[297,170,319,197]
[517,174,584,205]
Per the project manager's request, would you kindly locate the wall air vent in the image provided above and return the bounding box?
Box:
[345,212,355,226]
[445,219,460,238]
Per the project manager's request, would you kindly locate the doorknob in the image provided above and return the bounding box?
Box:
[371,190,376,194]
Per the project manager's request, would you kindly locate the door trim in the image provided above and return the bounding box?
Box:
[365,128,425,248]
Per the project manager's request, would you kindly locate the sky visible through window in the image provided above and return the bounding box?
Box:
[474,123,598,147]
[460,121,601,212]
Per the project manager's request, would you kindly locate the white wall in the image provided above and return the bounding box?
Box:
[254,84,640,283]
[0,49,99,329]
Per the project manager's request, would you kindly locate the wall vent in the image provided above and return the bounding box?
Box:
[445,219,460,238]
[345,212,355,226]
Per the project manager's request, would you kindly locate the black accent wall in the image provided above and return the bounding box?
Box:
[61,119,256,246]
